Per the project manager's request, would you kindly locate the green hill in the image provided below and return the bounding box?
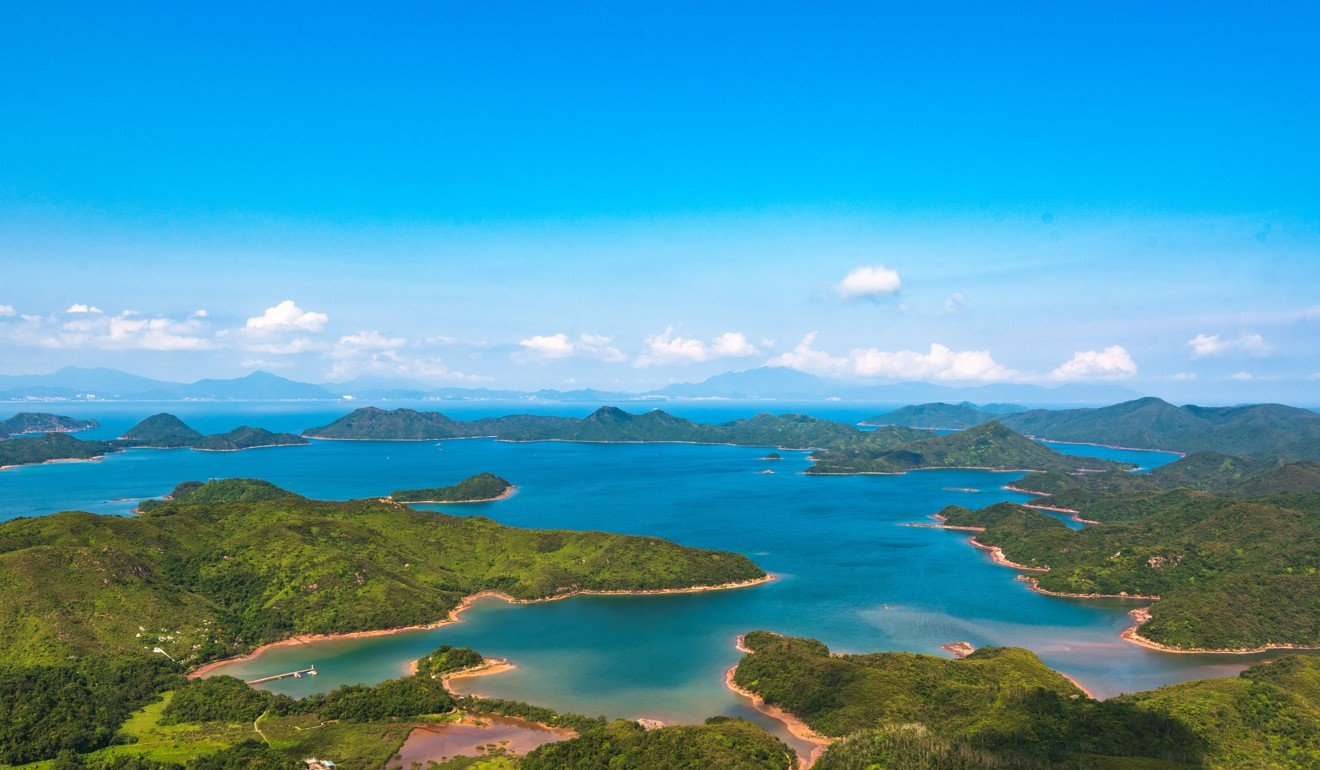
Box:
[736,632,1320,769]
[0,411,98,437]
[863,401,1020,429]
[1013,452,1319,508]
[391,472,513,503]
[302,406,484,440]
[521,717,795,770]
[732,631,1083,739]
[995,397,1320,460]
[0,479,765,667]
[0,432,114,468]
[868,397,1320,460]
[192,426,308,451]
[0,417,309,469]
[119,413,205,447]
[808,421,1133,474]
[306,405,876,449]
[938,490,1320,651]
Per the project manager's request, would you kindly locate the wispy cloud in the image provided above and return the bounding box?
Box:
[1187,332,1271,357]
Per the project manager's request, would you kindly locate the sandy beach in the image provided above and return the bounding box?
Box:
[190,573,776,678]
[0,455,108,472]
[1120,607,1320,655]
[725,635,833,769]
[1023,503,1101,525]
[389,485,518,504]
[969,537,1049,572]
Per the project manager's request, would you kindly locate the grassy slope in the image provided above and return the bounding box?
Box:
[939,491,1320,650]
[0,480,764,667]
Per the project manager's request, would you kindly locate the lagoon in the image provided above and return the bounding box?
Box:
[2,401,1272,752]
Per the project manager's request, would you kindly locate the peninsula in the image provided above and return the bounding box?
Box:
[0,478,766,668]
[933,487,1319,652]
[731,630,1320,769]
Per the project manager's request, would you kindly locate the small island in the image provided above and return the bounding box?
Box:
[390,472,515,503]
[120,413,308,451]
[761,452,782,460]
[0,411,98,437]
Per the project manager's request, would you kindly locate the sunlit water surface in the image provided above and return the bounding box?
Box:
[4,401,1279,752]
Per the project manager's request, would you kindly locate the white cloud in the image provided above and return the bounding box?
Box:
[244,300,328,332]
[837,265,902,300]
[634,327,761,367]
[766,333,1019,382]
[518,332,627,362]
[711,332,759,357]
[940,292,967,315]
[192,309,209,318]
[1172,372,1197,380]
[66,303,102,314]
[0,308,212,351]
[1187,332,1271,357]
[0,304,14,317]
[1050,345,1138,382]
[1229,371,1254,381]
[217,300,331,354]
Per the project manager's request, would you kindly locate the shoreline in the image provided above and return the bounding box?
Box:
[1030,437,1186,457]
[807,463,1125,477]
[1022,503,1101,525]
[390,485,518,505]
[725,635,833,769]
[308,435,826,451]
[0,454,109,472]
[1120,607,1320,656]
[968,537,1049,572]
[920,521,1304,656]
[191,574,776,678]
[421,657,519,697]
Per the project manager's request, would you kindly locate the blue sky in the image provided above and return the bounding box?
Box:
[1,2,1317,401]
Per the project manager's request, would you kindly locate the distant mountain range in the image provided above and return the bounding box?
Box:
[0,368,336,401]
[0,366,1145,405]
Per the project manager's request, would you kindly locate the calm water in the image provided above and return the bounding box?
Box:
[5,401,1274,751]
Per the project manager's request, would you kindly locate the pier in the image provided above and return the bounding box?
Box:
[246,665,317,685]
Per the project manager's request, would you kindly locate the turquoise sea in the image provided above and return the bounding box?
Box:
[1,401,1283,754]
